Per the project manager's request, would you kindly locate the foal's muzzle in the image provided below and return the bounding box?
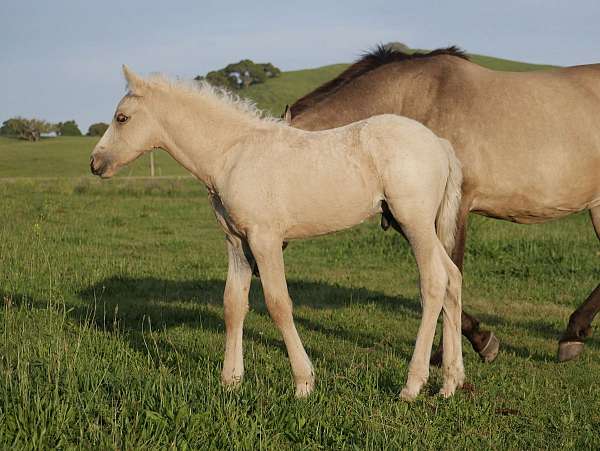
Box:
[90,155,110,177]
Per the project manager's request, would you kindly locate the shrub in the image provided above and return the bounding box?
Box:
[87,122,109,137]
[56,120,82,136]
[195,60,281,90]
[0,117,52,141]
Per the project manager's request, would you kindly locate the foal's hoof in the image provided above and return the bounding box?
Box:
[438,385,456,398]
[557,341,584,362]
[438,372,464,398]
[478,332,500,363]
[295,379,315,398]
[399,387,418,402]
[221,371,243,390]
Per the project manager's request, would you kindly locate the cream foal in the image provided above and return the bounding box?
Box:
[90,66,464,400]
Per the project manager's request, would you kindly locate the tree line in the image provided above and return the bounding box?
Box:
[0,118,108,142]
[2,58,284,142]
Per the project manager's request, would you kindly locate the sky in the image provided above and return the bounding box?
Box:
[1,1,600,132]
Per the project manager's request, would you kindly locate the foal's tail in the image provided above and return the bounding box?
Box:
[436,138,463,256]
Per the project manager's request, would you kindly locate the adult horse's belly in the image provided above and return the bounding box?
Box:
[466,143,600,224]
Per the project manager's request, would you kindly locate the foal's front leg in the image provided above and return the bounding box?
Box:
[221,235,253,387]
[248,232,315,397]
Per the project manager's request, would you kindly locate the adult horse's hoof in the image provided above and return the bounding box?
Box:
[557,341,584,362]
[479,332,500,363]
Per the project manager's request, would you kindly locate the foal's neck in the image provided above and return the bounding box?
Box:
[157,90,268,188]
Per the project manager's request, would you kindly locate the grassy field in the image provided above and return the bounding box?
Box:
[0,136,187,179]
[1,52,598,448]
[0,177,598,449]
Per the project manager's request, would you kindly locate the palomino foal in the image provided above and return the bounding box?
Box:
[90,66,465,400]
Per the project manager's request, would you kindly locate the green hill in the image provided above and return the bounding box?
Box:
[0,52,556,178]
[243,53,556,117]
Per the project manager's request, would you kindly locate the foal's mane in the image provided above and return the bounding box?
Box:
[290,45,468,116]
[145,75,280,124]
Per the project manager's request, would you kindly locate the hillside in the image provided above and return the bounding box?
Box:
[0,52,556,178]
[242,52,556,116]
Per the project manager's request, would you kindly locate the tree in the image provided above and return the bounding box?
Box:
[195,71,237,90]
[87,122,109,137]
[195,60,281,90]
[56,120,82,136]
[0,117,52,142]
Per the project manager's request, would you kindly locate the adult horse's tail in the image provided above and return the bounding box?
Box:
[436,139,463,256]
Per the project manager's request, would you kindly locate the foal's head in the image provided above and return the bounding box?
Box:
[90,66,163,178]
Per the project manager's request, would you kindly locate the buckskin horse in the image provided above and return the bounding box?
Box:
[283,45,600,363]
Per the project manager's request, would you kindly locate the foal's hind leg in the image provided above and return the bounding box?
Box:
[248,231,315,397]
[558,206,600,361]
[400,228,450,400]
[387,209,459,401]
[388,199,498,366]
[439,252,465,397]
[221,235,253,387]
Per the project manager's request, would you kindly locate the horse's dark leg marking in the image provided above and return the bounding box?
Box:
[430,202,499,366]
[558,207,600,361]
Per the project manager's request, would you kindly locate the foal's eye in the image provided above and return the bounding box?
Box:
[115,113,129,124]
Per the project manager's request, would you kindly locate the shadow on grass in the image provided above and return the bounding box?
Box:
[70,276,424,363]
[4,275,595,366]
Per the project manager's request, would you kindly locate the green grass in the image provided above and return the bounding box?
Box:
[0,178,598,449]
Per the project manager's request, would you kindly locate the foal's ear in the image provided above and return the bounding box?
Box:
[122,64,146,95]
[282,104,292,124]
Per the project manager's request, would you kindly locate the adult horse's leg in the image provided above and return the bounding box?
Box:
[429,204,500,365]
[221,235,253,387]
[558,207,600,361]
[248,232,315,397]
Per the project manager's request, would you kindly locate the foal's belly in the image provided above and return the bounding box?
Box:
[283,191,383,240]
